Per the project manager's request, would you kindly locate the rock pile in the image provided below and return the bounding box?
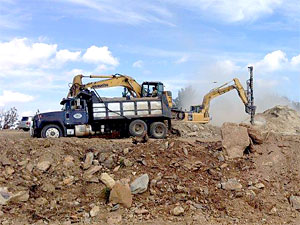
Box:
[1,122,300,224]
[254,105,300,135]
[172,121,221,139]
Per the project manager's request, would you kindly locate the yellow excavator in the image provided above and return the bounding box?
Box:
[67,73,173,107]
[174,66,256,124]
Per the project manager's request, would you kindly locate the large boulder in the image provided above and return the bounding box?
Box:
[220,178,242,191]
[100,173,116,189]
[130,174,149,194]
[221,123,250,159]
[109,181,132,208]
[247,127,264,144]
[171,206,184,216]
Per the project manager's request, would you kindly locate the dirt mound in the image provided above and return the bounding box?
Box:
[254,105,300,135]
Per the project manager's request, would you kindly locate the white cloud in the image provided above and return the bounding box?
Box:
[0,37,120,99]
[0,90,34,107]
[66,68,86,77]
[132,60,143,68]
[82,46,119,66]
[95,64,109,72]
[252,50,288,73]
[207,60,241,82]
[55,49,81,63]
[175,55,189,64]
[0,38,119,72]
[167,0,282,22]
[291,54,300,66]
[0,38,57,70]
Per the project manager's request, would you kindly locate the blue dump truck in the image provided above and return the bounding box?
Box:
[31,87,172,139]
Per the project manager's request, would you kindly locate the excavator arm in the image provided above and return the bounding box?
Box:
[68,74,142,98]
[201,78,249,117]
[188,67,256,124]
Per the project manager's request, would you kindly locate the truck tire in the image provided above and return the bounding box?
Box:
[150,122,167,139]
[129,120,147,137]
[41,124,62,138]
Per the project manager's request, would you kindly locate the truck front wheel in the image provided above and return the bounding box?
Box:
[129,120,147,137]
[150,122,167,139]
[41,124,62,138]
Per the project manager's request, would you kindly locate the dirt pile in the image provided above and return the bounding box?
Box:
[0,126,300,224]
[254,105,300,135]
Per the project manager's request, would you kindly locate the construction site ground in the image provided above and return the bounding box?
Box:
[1,106,300,225]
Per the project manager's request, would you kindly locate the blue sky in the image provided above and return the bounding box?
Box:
[0,0,299,117]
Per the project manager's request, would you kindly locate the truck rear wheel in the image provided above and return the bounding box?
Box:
[150,122,167,139]
[129,120,147,137]
[41,124,62,138]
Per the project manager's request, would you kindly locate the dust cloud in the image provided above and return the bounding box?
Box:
[175,62,295,126]
[209,90,292,126]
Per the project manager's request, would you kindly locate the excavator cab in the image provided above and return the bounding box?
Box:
[141,82,164,97]
[190,105,204,113]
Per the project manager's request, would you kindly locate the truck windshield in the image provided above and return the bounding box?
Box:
[61,99,85,111]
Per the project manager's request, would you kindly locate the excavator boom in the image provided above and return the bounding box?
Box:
[68,74,142,98]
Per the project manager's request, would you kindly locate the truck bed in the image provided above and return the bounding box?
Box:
[92,97,169,120]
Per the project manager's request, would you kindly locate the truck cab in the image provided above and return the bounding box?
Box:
[31,97,90,138]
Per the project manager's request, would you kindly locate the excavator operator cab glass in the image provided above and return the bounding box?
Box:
[142,82,164,97]
[190,105,203,113]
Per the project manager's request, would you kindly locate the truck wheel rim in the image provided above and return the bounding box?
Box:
[46,128,59,138]
[155,125,164,135]
[134,124,144,135]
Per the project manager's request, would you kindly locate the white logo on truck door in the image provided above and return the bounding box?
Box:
[73,113,82,119]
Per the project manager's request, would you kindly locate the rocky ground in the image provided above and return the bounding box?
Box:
[0,105,300,225]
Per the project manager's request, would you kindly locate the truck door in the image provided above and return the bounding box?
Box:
[65,99,89,125]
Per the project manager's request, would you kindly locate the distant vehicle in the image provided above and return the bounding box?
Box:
[18,116,33,131]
